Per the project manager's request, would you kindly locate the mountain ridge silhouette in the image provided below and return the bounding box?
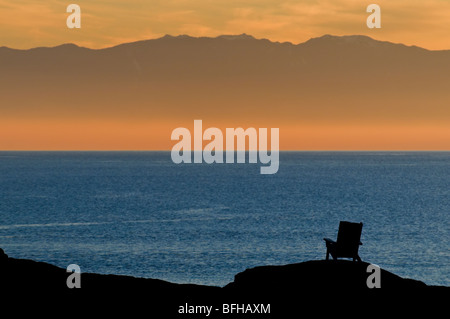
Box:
[1,34,447,51]
[1,33,449,128]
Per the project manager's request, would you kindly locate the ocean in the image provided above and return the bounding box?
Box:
[0,151,448,287]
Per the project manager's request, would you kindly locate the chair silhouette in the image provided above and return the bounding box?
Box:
[324,221,363,262]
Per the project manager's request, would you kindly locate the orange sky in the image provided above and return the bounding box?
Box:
[1,1,449,151]
[1,0,450,50]
[0,119,448,151]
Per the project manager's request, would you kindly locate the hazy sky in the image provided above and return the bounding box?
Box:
[1,0,450,50]
[1,1,449,150]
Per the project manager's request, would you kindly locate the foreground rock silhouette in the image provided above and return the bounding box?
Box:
[0,253,447,316]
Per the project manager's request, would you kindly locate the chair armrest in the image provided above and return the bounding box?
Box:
[323,238,335,244]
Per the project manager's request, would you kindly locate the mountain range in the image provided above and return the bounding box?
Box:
[1,34,449,146]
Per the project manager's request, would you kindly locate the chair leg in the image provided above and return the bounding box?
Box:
[327,247,337,261]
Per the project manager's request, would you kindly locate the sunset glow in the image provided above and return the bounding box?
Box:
[1,1,449,151]
[2,0,450,50]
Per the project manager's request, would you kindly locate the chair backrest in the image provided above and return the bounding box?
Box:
[336,221,363,257]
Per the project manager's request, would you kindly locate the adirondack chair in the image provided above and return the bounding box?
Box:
[324,221,363,262]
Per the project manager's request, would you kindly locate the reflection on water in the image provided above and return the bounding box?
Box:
[0,151,448,286]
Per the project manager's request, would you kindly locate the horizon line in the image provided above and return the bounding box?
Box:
[1,150,449,152]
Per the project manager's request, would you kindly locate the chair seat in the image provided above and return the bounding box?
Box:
[324,221,363,262]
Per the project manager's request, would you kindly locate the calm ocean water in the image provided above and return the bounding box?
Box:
[0,151,448,286]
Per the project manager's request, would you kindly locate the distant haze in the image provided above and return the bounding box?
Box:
[1,34,449,150]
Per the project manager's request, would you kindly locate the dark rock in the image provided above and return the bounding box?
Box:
[0,248,8,262]
[0,254,447,316]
